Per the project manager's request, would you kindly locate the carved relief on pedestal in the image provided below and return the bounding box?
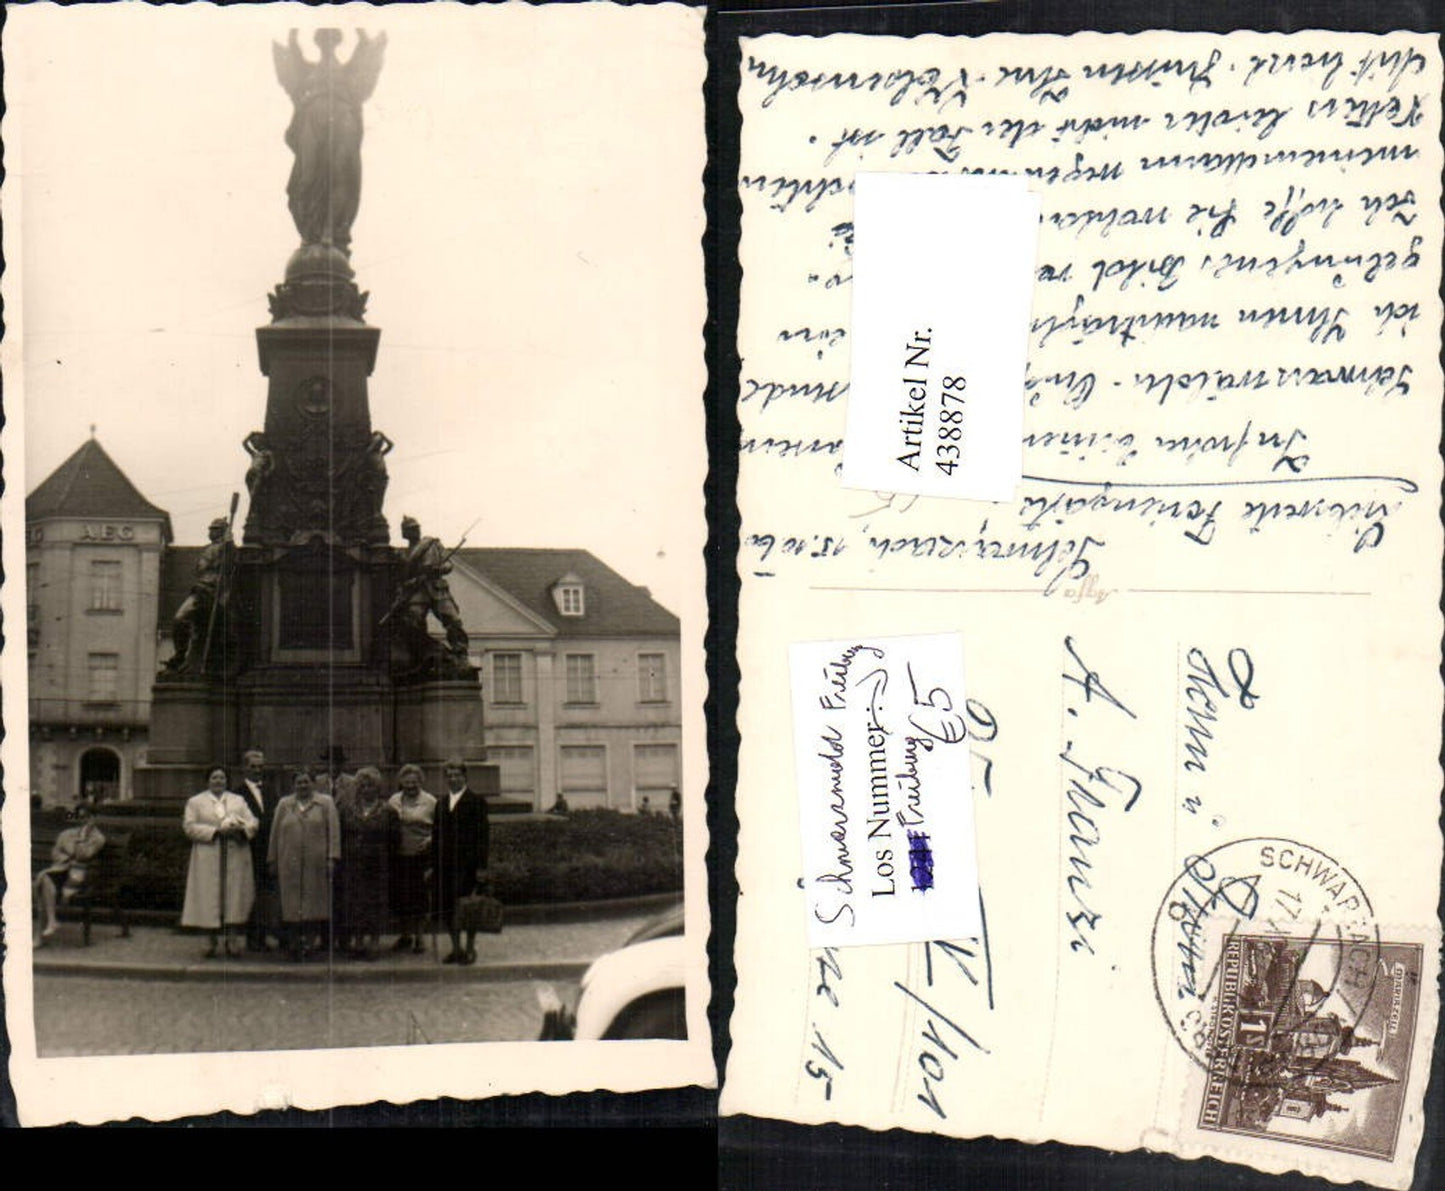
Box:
[242,420,392,546]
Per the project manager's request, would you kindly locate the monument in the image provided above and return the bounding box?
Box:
[135,29,490,799]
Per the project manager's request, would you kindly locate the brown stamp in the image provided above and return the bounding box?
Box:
[1194,932,1424,1160]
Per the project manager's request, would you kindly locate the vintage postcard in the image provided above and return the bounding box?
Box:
[2,1,711,1123]
[722,30,1441,1189]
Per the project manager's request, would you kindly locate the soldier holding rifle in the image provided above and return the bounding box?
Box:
[163,513,233,674]
[385,516,472,668]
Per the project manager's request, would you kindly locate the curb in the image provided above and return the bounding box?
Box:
[59,890,681,930]
[32,895,675,983]
[32,956,590,984]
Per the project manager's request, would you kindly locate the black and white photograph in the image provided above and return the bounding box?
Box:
[3,2,710,1123]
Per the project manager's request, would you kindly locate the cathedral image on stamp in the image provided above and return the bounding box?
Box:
[1196,933,1424,1159]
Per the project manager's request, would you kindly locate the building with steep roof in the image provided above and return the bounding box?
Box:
[26,436,173,536]
[27,440,681,811]
[27,438,172,805]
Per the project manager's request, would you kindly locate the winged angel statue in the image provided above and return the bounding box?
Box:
[273,28,387,255]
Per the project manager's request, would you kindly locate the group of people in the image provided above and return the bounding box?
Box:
[180,750,490,964]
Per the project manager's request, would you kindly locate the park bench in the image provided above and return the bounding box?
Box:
[31,828,135,946]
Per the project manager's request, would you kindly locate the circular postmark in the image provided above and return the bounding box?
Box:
[1151,837,1382,1087]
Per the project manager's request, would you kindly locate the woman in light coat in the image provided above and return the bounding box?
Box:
[269,768,341,961]
[181,767,258,958]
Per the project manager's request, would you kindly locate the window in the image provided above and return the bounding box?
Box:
[491,652,524,704]
[89,560,122,612]
[552,572,586,617]
[634,743,680,811]
[488,745,536,802]
[87,653,119,702]
[559,745,607,809]
[638,652,667,702]
[27,561,39,651]
[565,653,597,704]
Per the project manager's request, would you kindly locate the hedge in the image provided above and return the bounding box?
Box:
[36,805,682,913]
[487,809,685,903]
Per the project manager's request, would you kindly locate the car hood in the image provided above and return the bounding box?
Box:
[575,936,687,1040]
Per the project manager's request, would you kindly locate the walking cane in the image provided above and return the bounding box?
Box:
[298,806,306,960]
[429,860,438,962]
[217,813,228,957]
[326,804,336,968]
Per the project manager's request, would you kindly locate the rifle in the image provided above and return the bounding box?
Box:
[198,492,241,673]
[378,522,478,628]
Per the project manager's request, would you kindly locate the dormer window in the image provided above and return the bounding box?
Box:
[552,572,585,617]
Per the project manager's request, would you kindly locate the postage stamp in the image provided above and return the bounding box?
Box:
[1193,933,1424,1160]
[1151,837,1382,1074]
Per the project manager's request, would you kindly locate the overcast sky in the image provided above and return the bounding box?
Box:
[7,2,705,616]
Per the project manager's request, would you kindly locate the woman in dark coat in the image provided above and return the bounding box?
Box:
[337,766,398,960]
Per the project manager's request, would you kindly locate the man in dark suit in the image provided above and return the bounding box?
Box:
[239,748,279,951]
[432,757,490,965]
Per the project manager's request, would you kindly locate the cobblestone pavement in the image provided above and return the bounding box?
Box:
[33,975,579,1055]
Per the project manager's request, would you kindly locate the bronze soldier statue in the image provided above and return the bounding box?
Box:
[164,517,232,674]
[397,515,470,667]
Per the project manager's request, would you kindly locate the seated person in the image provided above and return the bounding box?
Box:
[34,800,106,942]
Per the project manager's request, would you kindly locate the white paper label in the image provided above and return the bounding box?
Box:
[843,172,1040,503]
[791,633,982,948]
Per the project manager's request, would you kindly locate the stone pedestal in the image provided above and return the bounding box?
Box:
[246,322,387,546]
[145,682,235,767]
[393,681,489,768]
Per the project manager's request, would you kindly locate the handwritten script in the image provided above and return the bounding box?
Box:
[739,32,1434,590]
[791,633,983,946]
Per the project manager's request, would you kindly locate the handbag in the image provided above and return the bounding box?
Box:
[456,891,504,934]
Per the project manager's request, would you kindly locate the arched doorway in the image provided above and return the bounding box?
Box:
[78,747,121,804]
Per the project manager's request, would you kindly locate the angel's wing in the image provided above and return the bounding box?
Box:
[272,29,307,98]
[346,30,388,103]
